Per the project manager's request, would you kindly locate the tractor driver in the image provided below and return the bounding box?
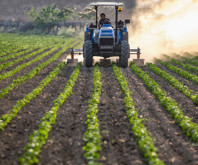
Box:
[98,13,111,28]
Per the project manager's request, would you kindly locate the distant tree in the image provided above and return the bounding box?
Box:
[26,5,95,33]
[26,5,74,33]
[78,7,96,20]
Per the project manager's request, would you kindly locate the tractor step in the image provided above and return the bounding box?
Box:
[133,59,144,66]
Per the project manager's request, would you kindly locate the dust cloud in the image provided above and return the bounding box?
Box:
[128,0,198,62]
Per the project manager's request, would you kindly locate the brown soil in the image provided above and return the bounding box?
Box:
[98,67,146,165]
[155,64,198,94]
[0,44,73,116]
[0,48,46,73]
[39,66,93,165]
[121,67,198,165]
[0,65,75,165]
[141,66,198,124]
[0,48,61,90]
[170,62,198,77]
[0,48,38,65]
[1,62,198,165]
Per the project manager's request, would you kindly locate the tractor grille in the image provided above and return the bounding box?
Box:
[100,38,114,45]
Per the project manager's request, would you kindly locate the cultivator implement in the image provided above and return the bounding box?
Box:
[66,48,81,64]
[67,47,144,66]
[130,48,144,66]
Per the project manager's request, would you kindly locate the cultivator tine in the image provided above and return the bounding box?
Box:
[130,47,141,59]
[71,48,74,59]
[66,48,83,64]
[130,47,144,66]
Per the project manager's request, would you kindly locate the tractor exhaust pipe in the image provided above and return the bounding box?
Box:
[115,6,118,43]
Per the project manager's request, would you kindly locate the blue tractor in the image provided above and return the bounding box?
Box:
[71,2,142,67]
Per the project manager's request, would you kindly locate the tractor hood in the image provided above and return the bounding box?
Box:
[98,24,115,50]
[99,24,114,38]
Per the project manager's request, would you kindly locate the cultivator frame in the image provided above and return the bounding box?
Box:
[67,47,144,66]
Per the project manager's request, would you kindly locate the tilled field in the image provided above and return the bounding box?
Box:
[1,38,198,165]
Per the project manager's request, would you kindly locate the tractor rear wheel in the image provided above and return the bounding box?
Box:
[120,40,129,68]
[84,40,93,67]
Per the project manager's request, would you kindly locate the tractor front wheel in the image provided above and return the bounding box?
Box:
[84,40,93,67]
[120,40,129,68]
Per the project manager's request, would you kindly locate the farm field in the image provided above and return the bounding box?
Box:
[1,33,198,165]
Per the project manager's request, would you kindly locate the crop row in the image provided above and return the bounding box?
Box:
[0,39,74,80]
[0,47,37,62]
[130,62,198,143]
[184,52,198,61]
[0,48,25,58]
[147,63,198,105]
[0,44,63,80]
[164,55,198,73]
[0,33,22,53]
[0,40,70,72]
[175,54,198,66]
[0,33,69,57]
[0,38,66,61]
[112,64,164,165]
[155,59,198,85]
[194,56,198,60]
[19,63,82,164]
[0,35,20,56]
[0,41,80,98]
[0,62,65,130]
[83,64,102,165]
[0,46,53,71]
